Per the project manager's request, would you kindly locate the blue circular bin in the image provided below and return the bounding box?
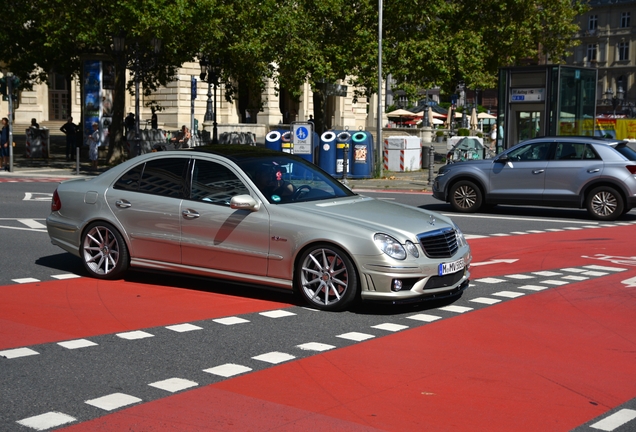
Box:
[351,130,374,179]
[319,131,338,176]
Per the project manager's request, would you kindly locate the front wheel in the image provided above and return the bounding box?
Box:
[449,180,483,213]
[81,221,129,279]
[296,244,358,311]
[586,186,624,221]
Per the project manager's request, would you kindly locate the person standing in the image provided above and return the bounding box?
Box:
[87,122,100,171]
[1,117,9,171]
[60,116,78,161]
[151,111,158,130]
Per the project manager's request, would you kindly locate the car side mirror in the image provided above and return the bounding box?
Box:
[230,194,260,211]
[495,154,509,163]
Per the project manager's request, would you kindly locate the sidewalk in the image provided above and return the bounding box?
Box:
[1,130,443,191]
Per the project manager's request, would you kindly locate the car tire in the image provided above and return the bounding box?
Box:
[449,180,483,213]
[296,244,358,311]
[81,221,129,279]
[586,186,624,221]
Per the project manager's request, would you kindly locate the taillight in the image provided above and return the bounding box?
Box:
[627,165,636,175]
[51,189,61,212]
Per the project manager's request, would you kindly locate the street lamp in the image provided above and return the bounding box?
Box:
[112,35,162,156]
[199,56,221,144]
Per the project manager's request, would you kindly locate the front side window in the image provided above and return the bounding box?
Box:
[508,142,551,161]
[189,159,249,206]
[618,42,630,61]
[621,12,631,28]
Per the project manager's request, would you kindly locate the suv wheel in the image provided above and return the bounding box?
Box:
[586,186,624,221]
[450,180,482,213]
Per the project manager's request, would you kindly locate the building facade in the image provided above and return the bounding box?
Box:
[567,0,636,117]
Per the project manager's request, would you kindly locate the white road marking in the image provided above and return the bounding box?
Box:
[471,259,518,267]
[591,409,636,431]
[372,323,409,332]
[441,213,595,224]
[165,323,203,332]
[492,291,525,298]
[149,378,198,393]
[517,285,548,291]
[203,363,252,377]
[540,280,569,286]
[17,412,76,430]
[296,342,336,352]
[12,278,40,283]
[57,339,98,350]
[438,305,473,313]
[259,310,297,318]
[23,192,53,201]
[532,271,562,276]
[584,265,627,272]
[337,332,375,341]
[116,330,154,340]
[621,277,636,287]
[18,218,47,229]
[213,316,250,325]
[474,277,507,283]
[85,393,142,411]
[50,274,81,280]
[0,347,39,359]
[406,314,442,322]
[505,274,535,279]
[252,351,296,364]
[470,297,502,305]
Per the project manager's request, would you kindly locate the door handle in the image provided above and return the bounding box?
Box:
[115,200,132,208]
[532,169,545,174]
[587,168,600,173]
[182,209,200,219]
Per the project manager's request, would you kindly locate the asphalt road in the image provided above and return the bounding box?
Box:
[1,181,636,431]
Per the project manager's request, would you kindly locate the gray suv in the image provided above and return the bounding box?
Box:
[432,136,636,220]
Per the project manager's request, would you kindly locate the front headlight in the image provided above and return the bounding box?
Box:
[374,233,407,260]
[454,225,468,248]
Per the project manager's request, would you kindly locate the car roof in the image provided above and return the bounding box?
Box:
[189,144,296,162]
[527,136,627,146]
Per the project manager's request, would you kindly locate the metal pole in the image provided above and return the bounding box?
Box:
[376,0,383,178]
[212,81,218,144]
[204,80,213,121]
[427,145,434,185]
[134,69,140,157]
[7,76,14,172]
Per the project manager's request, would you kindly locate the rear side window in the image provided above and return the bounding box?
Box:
[114,158,189,198]
[554,143,599,160]
[614,144,636,161]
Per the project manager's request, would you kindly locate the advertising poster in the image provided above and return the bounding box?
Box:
[83,60,101,146]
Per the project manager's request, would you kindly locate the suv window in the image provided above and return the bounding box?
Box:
[114,158,189,198]
[189,159,249,206]
[614,144,636,161]
[555,142,599,160]
[508,142,551,161]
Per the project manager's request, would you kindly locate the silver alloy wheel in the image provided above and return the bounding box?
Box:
[453,185,477,209]
[299,246,353,309]
[83,225,121,276]
[590,190,618,217]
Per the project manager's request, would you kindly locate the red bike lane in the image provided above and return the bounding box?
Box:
[2,226,635,431]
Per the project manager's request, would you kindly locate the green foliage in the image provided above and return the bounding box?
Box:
[436,130,445,137]
[458,128,470,136]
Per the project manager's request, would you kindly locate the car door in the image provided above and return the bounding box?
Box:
[106,156,189,263]
[543,142,603,206]
[180,158,270,276]
[488,141,552,205]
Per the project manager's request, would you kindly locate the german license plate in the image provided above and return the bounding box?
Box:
[438,258,465,276]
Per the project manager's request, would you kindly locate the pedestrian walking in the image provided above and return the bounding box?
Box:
[60,116,78,161]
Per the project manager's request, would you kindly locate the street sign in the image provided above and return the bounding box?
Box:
[292,122,313,154]
[510,88,545,102]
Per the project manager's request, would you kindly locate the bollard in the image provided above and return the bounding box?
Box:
[428,145,435,185]
[342,144,349,184]
[75,146,80,176]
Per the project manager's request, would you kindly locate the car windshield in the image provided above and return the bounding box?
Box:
[614,143,636,161]
[235,154,356,204]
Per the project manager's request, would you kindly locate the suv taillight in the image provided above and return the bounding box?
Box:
[51,189,61,212]
[627,165,636,175]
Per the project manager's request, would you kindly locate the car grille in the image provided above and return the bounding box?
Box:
[423,270,465,290]
[418,228,459,259]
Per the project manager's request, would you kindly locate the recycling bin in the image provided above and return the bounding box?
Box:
[265,130,282,151]
[319,131,338,176]
[350,130,374,179]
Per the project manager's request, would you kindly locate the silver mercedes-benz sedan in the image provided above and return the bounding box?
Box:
[47,145,471,311]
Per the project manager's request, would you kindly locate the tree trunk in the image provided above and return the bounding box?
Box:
[312,90,326,135]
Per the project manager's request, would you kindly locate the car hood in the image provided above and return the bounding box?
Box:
[287,195,456,239]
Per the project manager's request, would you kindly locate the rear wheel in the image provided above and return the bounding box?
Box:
[586,186,624,221]
[449,180,483,213]
[296,244,358,311]
[81,222,129,279]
